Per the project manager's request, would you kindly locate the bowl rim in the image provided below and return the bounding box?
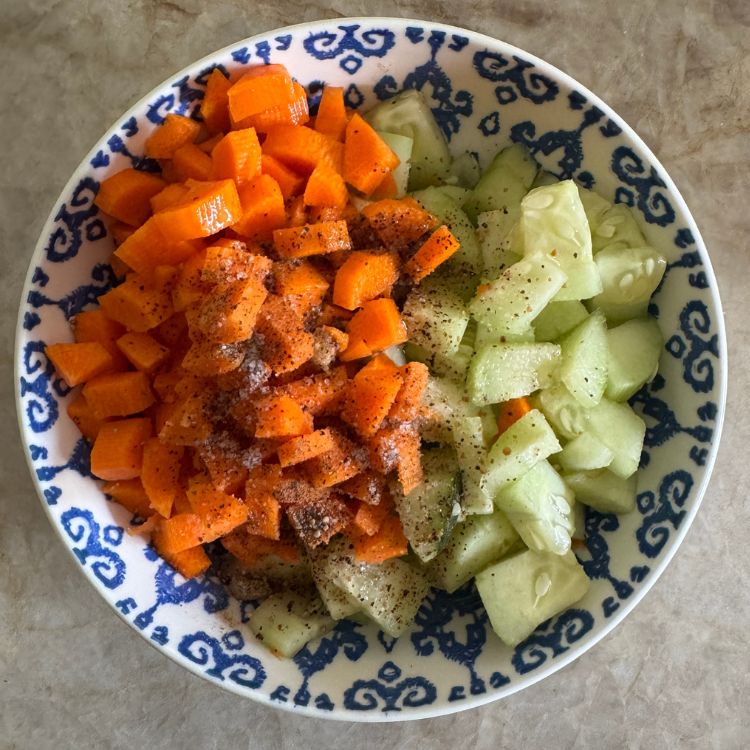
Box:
[15,16,728,722]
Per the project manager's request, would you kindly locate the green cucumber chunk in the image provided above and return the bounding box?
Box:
[577,186,612,235]
[446,152,481,188]
[393,446,462,562]
[531,169,560,189]
[365,89,450,189]
[463,144,537,223]
[521,180,602,301]
[468,255,567,336]
[428,511,521,593]
[474,322,535,350]
[375,130,413,197]
[476,548,590,647]
[483,409,561,494]
[249,591,335,657]
[496,459,574,555]
[476,208,522,276]
[591,245,667,324]
[559,310,609,407]
[467,343,561,405]
[532,300,589,342]
[307,543,361,620]
[451,415,493,514]
[564,469,637,514]
[531,384,590,440]
[587,398,646,478]
[592,203,646,254]
[557,431,614,472]
[605,317,663,401]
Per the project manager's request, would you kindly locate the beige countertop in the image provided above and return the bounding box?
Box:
[1,1,747,748]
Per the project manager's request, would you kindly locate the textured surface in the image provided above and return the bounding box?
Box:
[1,1,747,748]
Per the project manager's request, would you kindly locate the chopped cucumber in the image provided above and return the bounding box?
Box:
[531,384,590,440]
[249,591,335,657]
[497,459,574,555]
[591,246,667,324]
[428,511,521,592]
[412,186,483,279]
[421,375,479,442]
[483,409,561,494]
[532,300,589,342]
[307,543,361,620]
[402,280,469,357]
[468,255,567,336]
[476,209,522,276]
[432,342,473,383]
[592,203,646,254]
[577,186,611,235]
[476,549,590,647]
[521,180,602,301]
[451,416,493,514]
[474,322,535,350]
[559,311,609,408]
[572,499,586,541]
[433,185,472,204]
[564,469,637,514]
[447,152,481,189]
[587,398,646,478]
[393,446,462,562]
[375,130,413,197]
[365,89,450,189]
[558,431,614,472]
[531,169,560,189]
[331,552,430,637]
[467,343,561,405]
[463,144,537,223]
[606,317,663,401]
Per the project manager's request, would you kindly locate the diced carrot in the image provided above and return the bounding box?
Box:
[255,295,315,374]
[158,391,212,446]
[262,124,341,174]
[83,371,155,419]
[351,497,392,536]
[103,478,153,517]
[244,465,283,539]
[197,133,223,154]
[234,174,286,239]
[150,182,191,213]
[159,544,211,579]
[152,512,205,554]
[497,397,533,435]
[277,428,336,467]
[172,248,210,311]
[140,438,184,517]
[201,244,272,284]
[286,493,352,548]
[197,436,249,496]
[339,472,388,506]
[172,143,214,181]
[338,337,372,362]
[343,114,400,195]
[172,490,193,515]
[260,154,305,199]
[186,479,249,541]
[114,217,199,277]
[273,220,351,258]
[67,392,106,440]
[152,179,242,241]
[221,526,300,566]
[404,225,461,282]
[306,430,365,488]
[352,514,408,563]
[332,250,399,310]
[272,260,329,318]
[211,128,262,185]
[73,309,128,369]
[45,342,114,387]
[145,114,201,159]
[99,274,174,332]
[191,277,267,343]
[95,168,166,227]
[239,82,309,132]
[181,338,245,376]
[394,425,423,494]
[109,221,135,248]
[341,355,403,437]
[319,325,349,358]
[343,298,407,358]
[116,332,169,372]
[254,394,313,438]
[362,197,437,248]
[314,86,348,141]
[273,365,348,416]
[90,417,152,480]
[389,362,429,422]
[227,65,296,124]
[370,172,398,200]
[200,68,232,134]
[285,194,308,227]
[318,303,353,327]
[303,162,348,209]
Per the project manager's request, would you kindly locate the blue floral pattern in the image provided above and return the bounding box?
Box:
[15,20,724,718]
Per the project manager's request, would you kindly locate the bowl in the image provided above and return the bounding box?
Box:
[15,17,727,721]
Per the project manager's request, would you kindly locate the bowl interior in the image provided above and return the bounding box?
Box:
[15,18,726,721]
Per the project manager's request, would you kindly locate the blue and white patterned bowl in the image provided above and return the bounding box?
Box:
[15,18,727,721]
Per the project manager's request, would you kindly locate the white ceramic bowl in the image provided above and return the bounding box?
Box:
[15,18,727,721]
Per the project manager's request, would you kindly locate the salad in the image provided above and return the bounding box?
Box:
[44,63,666,657]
